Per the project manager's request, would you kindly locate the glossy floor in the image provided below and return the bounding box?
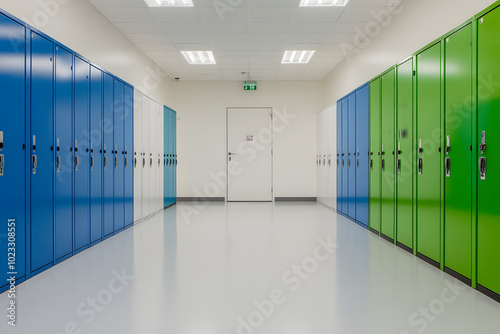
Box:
[2,202,500,334]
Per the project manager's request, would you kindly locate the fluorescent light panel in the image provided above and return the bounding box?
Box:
[282,50,316,64]
[181,51,216,65]
[299,0,350,6]
[144,0,194,7]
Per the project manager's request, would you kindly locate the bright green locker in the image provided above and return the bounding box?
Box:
[477,8,500,299]
[416,42,442,266]
[369,79,382,233]
[444,24,473,282]
[381,69,396,241]
[396,59,414,250]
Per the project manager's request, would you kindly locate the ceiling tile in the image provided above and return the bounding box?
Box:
[160,22,206,34]
[98,8,155,22]
[293,7,344,22]
[204,23,248,34]
[149,7,201,22]
[197,8,248,22]
[167,34,210,43]
[248,8,296,23]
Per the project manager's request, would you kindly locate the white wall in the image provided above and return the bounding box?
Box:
[323,0,497,107]
[0,0,173,105]
[169,81,324,199]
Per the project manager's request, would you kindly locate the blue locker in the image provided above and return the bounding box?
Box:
[347,93,357,219]
[0,14,27,291]
[173,110,177,204]
[337,101,342,211]
[90,66,103,244]
[54,46,73,262]
[164,107,169,207]
[102,73,114,238]
[30,32,54,275]
[124,84,134,228]
[355,85,370,227]
[341,99,348,215]
[73,56,90,253]
[113,80,125,233]
[169,109,174,205]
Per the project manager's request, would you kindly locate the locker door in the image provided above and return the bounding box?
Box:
[327,106,337,209]
[337,101,342,211]
[142,98,150,217]
[317,110,327,204]
[347,94,356,219]
[355,85,369,227]
[396,59,414,250]
[124,85,134,228]
[0,14,27,290]
[149,100,157,213]
[159,105,164,210]
[416,42,442,265]
[74,56,90,252]
[30,32,54,274]
[369,78,382,233]
[173,110,177,203]
[113,80,125,232]
[444,24,473,282]
[54,46,73,262]
[477,9,500,298]
[102,73,114,237]
[164,107,169,207]
[134,91,143,222]
[90,66,103,244]
[381,69,396,241]
[341,99,348,215]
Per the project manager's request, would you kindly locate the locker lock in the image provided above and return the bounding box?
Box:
[0,131,3,150]
[479,157,486,180]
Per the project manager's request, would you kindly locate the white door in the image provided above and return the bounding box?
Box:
[227,107,273,202]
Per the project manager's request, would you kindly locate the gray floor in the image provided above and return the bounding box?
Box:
[2,202,500,334]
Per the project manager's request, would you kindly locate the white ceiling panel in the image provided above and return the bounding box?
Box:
[90,0,406,81]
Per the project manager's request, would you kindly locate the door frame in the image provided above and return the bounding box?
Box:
[225,107,274,202]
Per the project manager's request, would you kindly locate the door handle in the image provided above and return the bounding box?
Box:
[115,157,118,169]
[143,158,145,168]
[56,156,61,173]
[369,159,373,170]
[104,156,107,170]
[0,154,4,176]
[32,155,37,174]
[91,156,94,171]
[150,158,152,167]
[418,158,423,175]
[479,157,486,180]
[445,157,451,177]
[356,158,359,169]
[348,159,350,169]
[125,157,128,169]
[75,156,79,171]
[397,158,401,174]
[381,158,385,172]
[342,159,344,168]
[135,158,137,168]
[158,158,160,167]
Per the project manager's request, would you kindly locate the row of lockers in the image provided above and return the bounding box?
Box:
[316,106,337,210]
[368,2,500,302]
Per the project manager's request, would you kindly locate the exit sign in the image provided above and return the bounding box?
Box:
[244,82,257,90]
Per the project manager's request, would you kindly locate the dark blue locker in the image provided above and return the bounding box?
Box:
[54,46,73,262]
[336,101,342,211]
[73,56,90,252]
[169,110,174,205]
[347,93,357,219]
[341,98,348,215]
[164,107,169,207]
[30,32,54,274]
[0,14,27,291]
[173,110,177,204]
[113,80,125,233]
[355,85,369,227]
[102,73,114,238]
[124,84,134,228]
[90,66,103,244]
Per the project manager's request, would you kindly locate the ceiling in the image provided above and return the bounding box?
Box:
[88,0,406,81]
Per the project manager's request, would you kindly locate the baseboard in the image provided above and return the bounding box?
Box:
[416,252,440,269]
[275,197,317,201]
[380,233,394,244]
[176,197,225,202]
[396,241,413,254]
[369,227,380,235]
[477,284,500,303]
[444,267,472,286]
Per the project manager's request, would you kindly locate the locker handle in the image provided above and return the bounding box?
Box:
[125,157,128,169]
[445,157,450,177]
[75,156,79,171]
[356,159,359,169]
[57,156,61,173]
[158,158,160,167]
[337,159,339,167]
[0,154,4,176]
[150,158,152,167]
[381,158,385,172]
[323,159,326,166]
[175,159,177,166]
[0,130,3,149]
[369,159,373,170]
[135,158,137,168]
[91,156,94,171]
[347,159,350,169]
[479,157,486,180]
[104,157,107,170]
[480,131,486,154]
[32,155,37,174]
[143,158,145,168]
[397,158,401,174]
[115,157,118,169]
[164,158,166,167]
[328,159,331,167]
[418,158,423,175]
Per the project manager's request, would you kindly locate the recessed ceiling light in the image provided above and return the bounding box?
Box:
[299,0,350,7]
[144,0,194,7]
[181,51,216,65]
[282,50,316,64]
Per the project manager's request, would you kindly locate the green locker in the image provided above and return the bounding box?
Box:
[381,69,396,241]
[477,8,500,299]
[396,59,414,250]
[416,42,442,266]
[369,79,382,233]
[444,24,473,283]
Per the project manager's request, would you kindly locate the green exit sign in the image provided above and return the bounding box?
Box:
[244,82,257,91]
